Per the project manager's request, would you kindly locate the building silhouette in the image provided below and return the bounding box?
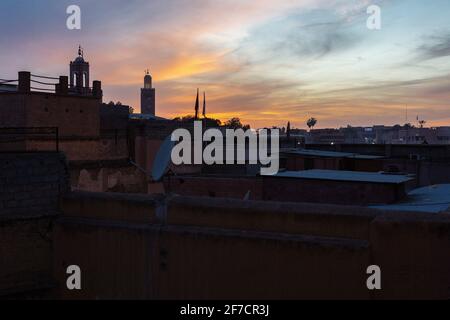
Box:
[70,46,91,95]
[141,70,156,115]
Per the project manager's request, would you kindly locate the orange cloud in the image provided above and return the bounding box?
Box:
[157,55,223,82]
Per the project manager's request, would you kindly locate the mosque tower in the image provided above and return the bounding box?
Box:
[140,69,156,115]
[70,45,90,95]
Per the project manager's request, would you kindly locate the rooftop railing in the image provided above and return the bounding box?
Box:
[0,72,102,97]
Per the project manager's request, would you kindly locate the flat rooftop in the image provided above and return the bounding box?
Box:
[371,184,450,213]
[273,170,414,184]
[129,114,168,121]
[282,149,384,159]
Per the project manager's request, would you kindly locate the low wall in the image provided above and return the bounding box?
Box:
[0,152,69,297]
[54,191,450,300]
[0,214,56,298]
[164,175,406,205]
[0,152,69,216]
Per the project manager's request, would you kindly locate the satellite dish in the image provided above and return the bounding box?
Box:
[151,135,176,181]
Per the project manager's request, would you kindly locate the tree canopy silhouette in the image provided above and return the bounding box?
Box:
[224,117,250,130]
[307,118,317,130]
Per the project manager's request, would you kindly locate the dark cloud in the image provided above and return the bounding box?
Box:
[317,76,450,96]
[285,21,362,59]
[230,9,364,68]
[416,31,450,61]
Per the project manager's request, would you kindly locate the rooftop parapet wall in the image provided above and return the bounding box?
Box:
[0,152,69,298]
[0,152,69,217]
[167,195,378,240]
[54,191,450,299]
[61,192,378,239]
[163,174,410,206]
[370,212,450,299]
[61,191,162,223]
[0,215,56,298]
[0,92,101,138]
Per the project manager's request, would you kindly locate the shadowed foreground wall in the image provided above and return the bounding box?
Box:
[0,152,69,297]
[164,175,407,205]
[55,192,450,300]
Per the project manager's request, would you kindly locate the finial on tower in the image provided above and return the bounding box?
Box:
[77,45,84,58]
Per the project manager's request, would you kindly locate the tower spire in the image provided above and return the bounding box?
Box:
[70,45,90,94]
[202,91,206,118]
[194,89,199,120]
[141,68,156,115]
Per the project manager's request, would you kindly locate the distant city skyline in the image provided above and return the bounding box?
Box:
[1,0,450,129]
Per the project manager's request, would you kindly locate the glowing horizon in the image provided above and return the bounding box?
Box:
[1,0,450,129]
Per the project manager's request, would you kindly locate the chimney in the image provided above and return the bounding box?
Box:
[18,71,31,93]
[92,80,102,99]
[56,76,69,95]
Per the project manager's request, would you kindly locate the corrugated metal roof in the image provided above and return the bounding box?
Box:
[272,169,414,184]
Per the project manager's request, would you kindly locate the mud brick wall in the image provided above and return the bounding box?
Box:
[55,192,450,300]
[0,152,69,216]
[0,152,69,297]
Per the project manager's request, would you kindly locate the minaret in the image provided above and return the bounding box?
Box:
[141,69,156,115]
[70,45,90,95]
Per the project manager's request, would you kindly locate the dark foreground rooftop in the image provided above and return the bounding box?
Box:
[274,169,414,184]
[371,184,450,213]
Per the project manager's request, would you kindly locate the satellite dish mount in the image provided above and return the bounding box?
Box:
[151,136,176,194]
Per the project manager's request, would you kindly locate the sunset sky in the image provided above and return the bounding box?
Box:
[1,0,449,129]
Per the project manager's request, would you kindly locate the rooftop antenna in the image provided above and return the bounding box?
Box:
[151,136,176,194]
